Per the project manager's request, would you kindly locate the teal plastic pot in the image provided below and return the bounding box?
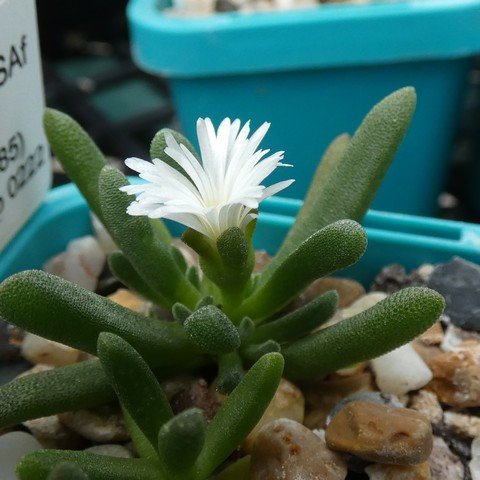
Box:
[127,0,480,217]
[1,183,480,285]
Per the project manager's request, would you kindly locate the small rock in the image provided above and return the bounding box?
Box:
[250,418,347,480]
[303,371,374,429]
[85,444,133,458]
[216,0,239,11]
[108,289,146,312]
[341,292,388,318]
[90,213,116,254]
[172,238,198,268]
[21,333,81,367]
[0,431,42,480]
[419,322,444,346]
[426,350,480,408]
[59,406,129,443]
[371,264,427,294]
[44,236,106,291]
[253,250,271,273]
[365,462,430,479]
[412,342,443,367]
[17,363,53,377]
[444,411,480,439]
[23,415,83,449]
[0,318,22,363]
[168,0,216,16]
[409,390,443,425]
[302,277,366,309]
[171,378,222,422]
[427,257,480,332]
[243,378,305,452]
[371,343,433,395]
[325,401,433,465]
[429,436,464,480]
[470,437,480,480]
[326,391,403,426]
[441,324,480,355]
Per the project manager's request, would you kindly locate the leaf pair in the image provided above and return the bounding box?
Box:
[17,336,284,480]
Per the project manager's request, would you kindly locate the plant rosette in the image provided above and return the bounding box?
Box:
[0,87,475,480]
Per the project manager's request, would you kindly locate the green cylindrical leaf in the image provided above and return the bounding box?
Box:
[283,287,445,380]
[186,266,201,290]
[214,456,251,480]
[215,351,244,394]
[43,109,107,220]
[0,270,201,367]
[97,333,173,449]
[251,290,338,344]
[236,220,367,321]
[195,352,284,478]
[17,451,160,480]
[47,462,89,480]
[195,295,214,309]
[150,128,198,179]
[108,251,169,306]
[269,87,416,270]
[184,306,241,355]
[172,303,192,323]
[170,245,188,273]
[99,166,201,308]
[237,317,255,344]
[0,360,113,429]
[157,408,206,474]
[242,340,281,363]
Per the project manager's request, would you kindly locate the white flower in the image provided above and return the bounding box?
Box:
[120,118,294,240]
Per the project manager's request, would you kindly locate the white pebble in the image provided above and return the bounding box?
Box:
[341,292,388,319]
[371,343,433,395]
[0,431,42,480]
[21,333,81,367]
[470,457,480,480]
[472,437,480,458]
[441,324,480,352]
[44,236,106,291]
[90,213,116,254]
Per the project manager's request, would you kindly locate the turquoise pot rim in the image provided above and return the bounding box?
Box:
[1,183,480,283]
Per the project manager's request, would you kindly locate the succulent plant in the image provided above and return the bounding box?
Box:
[0,87,444,478]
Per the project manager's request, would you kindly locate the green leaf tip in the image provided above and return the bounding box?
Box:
[97,332,173,449]
[184,305,241,355]
[158,408,206,474]
[283,286,444,380]
[43,108,107,220]
[271,86,416,266]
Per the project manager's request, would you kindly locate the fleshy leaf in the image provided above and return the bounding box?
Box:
[214,456,251,480]
[269,87,416,271]
[184,305,241,355]
[43,109,107,220]
[17,451,160,480]
[157,408,206,475]
[194,352,284,478]
[283,287,445,380]
[215,351,244,394]
[99,166,201,309]
[97,333,173,449]
[0,360,113,428]
[108,251,168,306]
[242,340,281,363]
[235,220,367,321]
[251,290,338,344]
[0,270,201,367]
[150,128,198,179]
[172,303,192,323]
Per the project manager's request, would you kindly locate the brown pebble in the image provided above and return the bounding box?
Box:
[251,419,347,480]
[325,401,433,465]
[365,462,430,479]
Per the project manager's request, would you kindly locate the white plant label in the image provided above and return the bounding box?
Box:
[0,0,51,252]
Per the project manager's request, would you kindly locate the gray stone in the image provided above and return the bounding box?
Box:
[427,257,480,331]
[429,436,464,480]
[59,406,129,443]
[85,444,133,458]
[23,415,83,449]
[0,431,42,480]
